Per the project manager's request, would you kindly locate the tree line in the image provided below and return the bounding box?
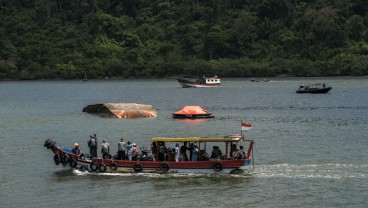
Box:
[0,0,367,80]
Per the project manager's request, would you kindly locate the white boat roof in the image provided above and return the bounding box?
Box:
[152,136,241,142]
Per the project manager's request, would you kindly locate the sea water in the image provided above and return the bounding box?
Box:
[0,77,367,207]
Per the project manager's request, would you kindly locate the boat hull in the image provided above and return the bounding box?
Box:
[296,87,332,94]
[172,114,214,119]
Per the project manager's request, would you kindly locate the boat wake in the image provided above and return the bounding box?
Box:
[72,169,253,178]
[254,163,368,179]
[72,163,367,179]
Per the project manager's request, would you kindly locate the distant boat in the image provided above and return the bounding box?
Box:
[177,75,221,88]
[296,83,332,94]
[172,106,214,119]
[83,72,88,81]
[251,78,270,82]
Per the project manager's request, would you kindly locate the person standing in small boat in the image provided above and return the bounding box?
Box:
[88,134,98,158]
[117,138,126,160]
[101,139,110,159]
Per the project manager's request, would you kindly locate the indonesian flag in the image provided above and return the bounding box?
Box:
[241,122,252,131]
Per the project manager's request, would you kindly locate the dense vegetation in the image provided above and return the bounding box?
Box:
[1,0,368,80]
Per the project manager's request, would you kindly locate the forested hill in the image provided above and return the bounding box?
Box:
[1,0,368,80]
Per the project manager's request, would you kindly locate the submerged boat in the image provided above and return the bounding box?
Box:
[44,134,254,174]
[296,83,332,94]
[177,75,221,88]
[251,78,271,82]
[172,106,214,119]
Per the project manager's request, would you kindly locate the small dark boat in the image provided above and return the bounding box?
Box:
[173,106,214,119]
[296,83,332,94]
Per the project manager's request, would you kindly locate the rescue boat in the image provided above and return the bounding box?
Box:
[172,106,214,119]
[44,134,254,174]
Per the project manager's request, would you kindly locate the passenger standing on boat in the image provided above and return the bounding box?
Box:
[180,142,189,161]
[191,145,199,161]
[240,145,247,159]
[132,143,139,160]
[151,142,157,158]
[189,143,194,161]
[166,148,174,161]
[210,146,221,159]
[232,146,241,159]
[101,139,110,159]
[323,83,326,88]
[117,138,126,160]
[158,143,166,161]
[175,143,180,162]
[230,144,238,158]
[126,141,133,161]
[88,134,98,158]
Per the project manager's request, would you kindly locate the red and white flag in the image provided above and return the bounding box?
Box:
[241,122,252,131]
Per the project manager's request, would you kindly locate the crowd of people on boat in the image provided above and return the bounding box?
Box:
[70,134,247,162]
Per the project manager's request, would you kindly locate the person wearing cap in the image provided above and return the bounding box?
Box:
[101,139,110,159]
[87,134,98,158]
[117,138,126,160]
[72,143,81,155]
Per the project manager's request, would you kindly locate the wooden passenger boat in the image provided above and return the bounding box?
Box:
[177,75,221,88]
[44,134,254,174]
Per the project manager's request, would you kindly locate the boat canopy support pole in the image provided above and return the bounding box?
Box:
[246,141,254,159]
[252,147,255,170]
